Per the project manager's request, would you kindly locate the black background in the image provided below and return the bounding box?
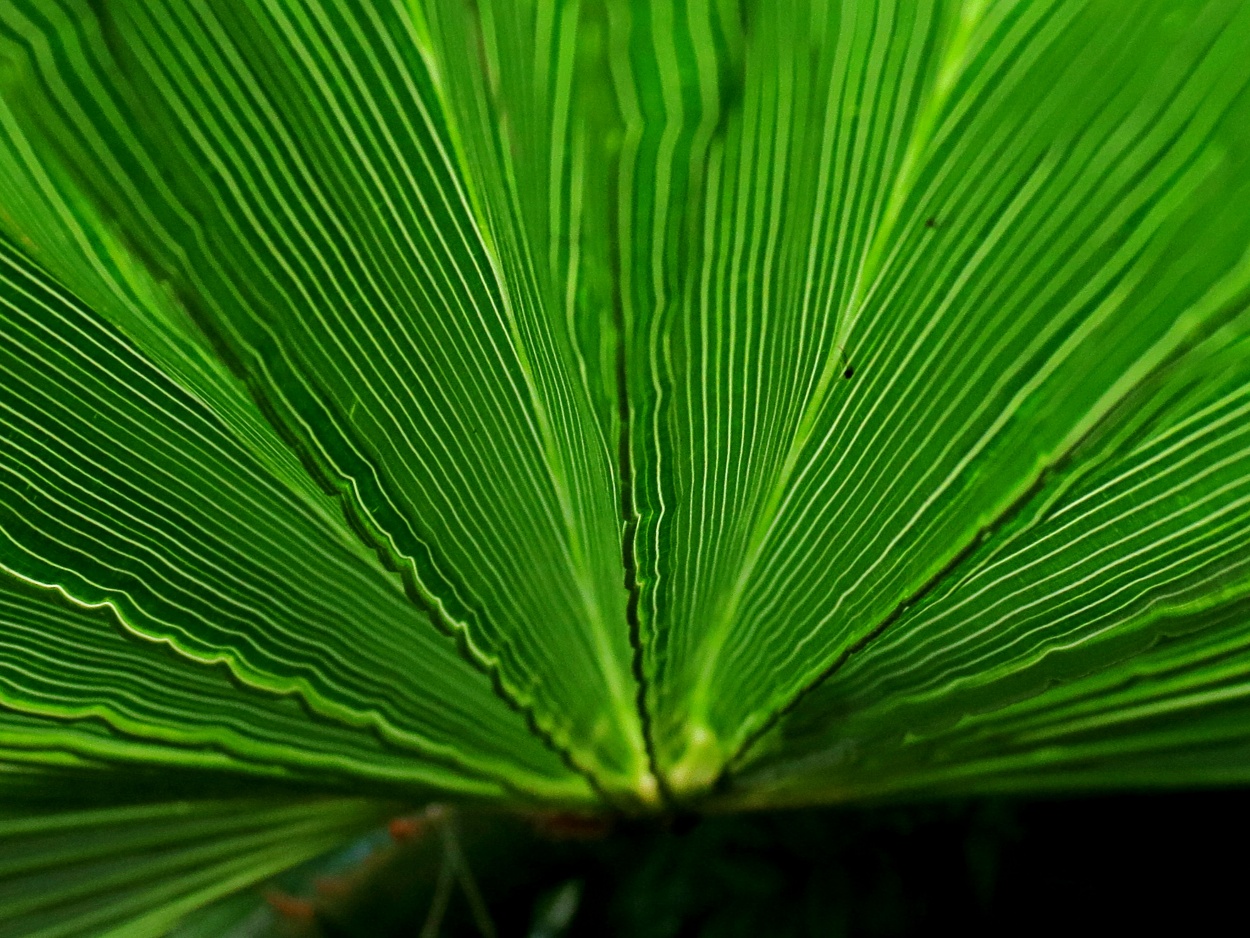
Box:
[307,788,1248,937]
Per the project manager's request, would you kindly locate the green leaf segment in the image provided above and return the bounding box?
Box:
[0,0,1249,928]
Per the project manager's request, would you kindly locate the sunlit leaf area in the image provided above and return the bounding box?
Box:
[1,0,1249,933]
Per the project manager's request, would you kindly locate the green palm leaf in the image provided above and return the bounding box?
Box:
[1,0,1248,928]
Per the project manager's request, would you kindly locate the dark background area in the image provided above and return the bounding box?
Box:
[290,788,1248,937]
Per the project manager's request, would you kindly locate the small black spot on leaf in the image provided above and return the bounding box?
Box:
[842,365,855,379]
